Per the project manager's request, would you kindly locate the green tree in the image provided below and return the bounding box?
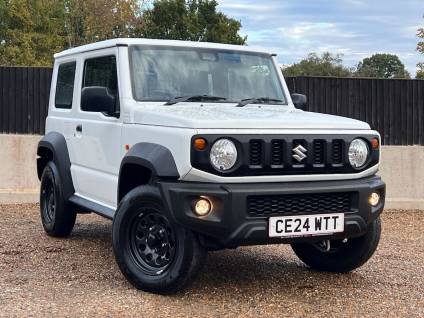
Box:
[418,16,423,54]
[0,0,245,66]
[416,63,424,79]
[355,53,410,79]
[417,15,424,78]
[139,0,246,45]
[0,0,66,66]
[63,0,143,47]
[0,0,145,66]
[282,52,352,77]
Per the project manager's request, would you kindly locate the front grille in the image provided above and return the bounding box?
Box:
[248,138,346,169]
[247,192,352,217]
[190,134,379,176]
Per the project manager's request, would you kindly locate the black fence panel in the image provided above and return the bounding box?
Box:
[0,67,52,135]
[287,76,424,145]
[0,67,424,145]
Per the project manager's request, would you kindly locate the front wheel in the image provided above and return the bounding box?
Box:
[291,217,381,273]
[112,185,207,294]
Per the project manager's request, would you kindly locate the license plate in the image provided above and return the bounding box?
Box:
[268,213,344,238]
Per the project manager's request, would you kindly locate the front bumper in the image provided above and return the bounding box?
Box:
[159,175,385,249]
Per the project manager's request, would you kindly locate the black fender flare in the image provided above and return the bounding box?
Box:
[118,143,179,201]
[37,132,75,199]
[120,143,180,178]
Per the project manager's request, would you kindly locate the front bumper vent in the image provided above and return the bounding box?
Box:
[247,192,353,217]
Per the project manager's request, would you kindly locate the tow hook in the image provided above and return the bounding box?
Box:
[316,240,331,252]
[323,240,331,252]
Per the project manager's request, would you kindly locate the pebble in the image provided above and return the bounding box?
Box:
[0,204,423,317]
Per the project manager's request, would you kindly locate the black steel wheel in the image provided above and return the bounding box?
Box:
[113,185,207,294]
[129,210,177,275]
[291,217,381,273]
[40,161,76,237]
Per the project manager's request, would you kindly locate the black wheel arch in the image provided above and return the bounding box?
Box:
[118,143,179,203]
[37,132,75,200]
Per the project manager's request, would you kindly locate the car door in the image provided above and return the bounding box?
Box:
[69,48,123,209]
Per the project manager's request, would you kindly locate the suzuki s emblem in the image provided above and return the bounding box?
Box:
[292,144,307,162]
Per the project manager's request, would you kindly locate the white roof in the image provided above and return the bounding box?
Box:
[54,38,273,59]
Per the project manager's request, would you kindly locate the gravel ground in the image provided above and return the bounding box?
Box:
[0,204,423,318]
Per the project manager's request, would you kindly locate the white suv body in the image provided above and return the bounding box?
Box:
[37,39,385,293]
[46,39,378,209]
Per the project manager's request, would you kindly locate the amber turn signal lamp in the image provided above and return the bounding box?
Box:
[194,138,207,150]
[371,138,379,150]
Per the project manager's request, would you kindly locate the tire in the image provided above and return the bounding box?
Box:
[291,217,381,273]
[40,161,76,237]
[112,185,207,294]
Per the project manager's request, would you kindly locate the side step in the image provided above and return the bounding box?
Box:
[69,195,115,220]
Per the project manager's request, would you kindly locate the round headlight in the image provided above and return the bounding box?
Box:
[210,139,237,171]
[348,139,369,168]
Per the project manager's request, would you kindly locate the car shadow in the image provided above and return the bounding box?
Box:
[67,217,374,299]
[182,248,371,298]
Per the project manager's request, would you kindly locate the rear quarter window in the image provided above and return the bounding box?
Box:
[55,62,76,109]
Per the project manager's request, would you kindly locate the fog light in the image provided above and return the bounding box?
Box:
[193,197,212,216]
[369,192,380,206]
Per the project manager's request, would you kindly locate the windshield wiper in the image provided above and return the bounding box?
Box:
[236,97,283,107]
[165,95,227,105]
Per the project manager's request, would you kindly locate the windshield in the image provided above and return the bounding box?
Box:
[130,46,287,104]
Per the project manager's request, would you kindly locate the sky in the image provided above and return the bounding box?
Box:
[217,0,424,75]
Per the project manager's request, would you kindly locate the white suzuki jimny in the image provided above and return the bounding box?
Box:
[37,39,385,294]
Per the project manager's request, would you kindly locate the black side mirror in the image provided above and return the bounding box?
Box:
[81,86,117,116]
[291,93,307,110]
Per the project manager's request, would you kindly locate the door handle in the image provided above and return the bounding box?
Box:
[76,124,82,133]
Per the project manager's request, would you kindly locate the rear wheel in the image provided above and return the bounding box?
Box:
[112,185,207,294]
[291,217,381,273]
[40,161,76,237]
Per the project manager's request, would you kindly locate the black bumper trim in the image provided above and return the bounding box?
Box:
[159,175,385,249]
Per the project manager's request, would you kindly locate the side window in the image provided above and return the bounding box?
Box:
[55,62,76,109]
[82,56,118,113]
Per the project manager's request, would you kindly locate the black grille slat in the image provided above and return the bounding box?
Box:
[249,140,263,167]
[247,193,352,217]
[332,140,343,164]
[271,140,284,166]
[313,140,325,164]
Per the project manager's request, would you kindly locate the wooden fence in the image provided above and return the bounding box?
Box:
[0,66,423,145]
[285,76,424,146]
[0,67,51,135]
